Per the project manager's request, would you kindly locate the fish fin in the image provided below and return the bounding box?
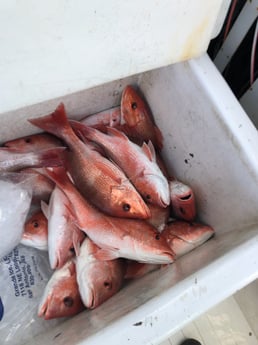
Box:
[87,141,107,156]
[76,130,90,145]
[28,103,73,141]
[70,122,109,156]
[154,126,163,150]
[69,120,91,142]
[40,200,49,219]
[106,127,128,140]
[72,227,84,257]
[141,142,155,162]
[92,159,124,184]
[37,167,72,190]
[70,120,103,142]
[62,195,77,221]
[67,260,76,276]
[147,141,156,161]
[94,248,119,261]
[35,147,66,167]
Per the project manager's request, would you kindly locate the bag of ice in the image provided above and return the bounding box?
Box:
[0,173,33,260]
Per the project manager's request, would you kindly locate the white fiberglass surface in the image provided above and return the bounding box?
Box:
[2,54,257,344]
[0,0,227,114]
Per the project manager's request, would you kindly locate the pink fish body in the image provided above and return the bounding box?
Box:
[21,210,48,250]
[70,122,170,207]
[162,221,214,258]
[39,167,174,264]
[38,260,84,320]
[76,237,125,309]
[80,107,121,131]
[41,185,85,269]
[169,180,196,221]
[29,103,150,219]
[0,146,66,172]
[4,133,63,152]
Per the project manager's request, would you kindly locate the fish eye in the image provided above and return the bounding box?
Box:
[155,234,160,240]
[131,102,137,110]
[33,221,39,228]
[123,203,131,212]
[146,194,151,200]
[25,138,31,143]
[103,281,112,289]
[63,296,74,307]
[69,247,75,253]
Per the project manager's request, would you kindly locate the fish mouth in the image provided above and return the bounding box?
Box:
[20,236,48,251]
[38,299,49,320]
[158,197,170,208]
[137,250,175,265]
[50,255,59,270]
[88,288,96,309]
[149,252,174,264]
[130,202,151,219]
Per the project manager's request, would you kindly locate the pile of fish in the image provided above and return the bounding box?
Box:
[0,85,214,320]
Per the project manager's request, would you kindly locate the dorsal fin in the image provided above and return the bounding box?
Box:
[141,141,156,162]
[107,127,128,140]
[147,140,156,161]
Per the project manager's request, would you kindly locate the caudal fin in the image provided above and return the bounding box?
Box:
[28,103,73,142]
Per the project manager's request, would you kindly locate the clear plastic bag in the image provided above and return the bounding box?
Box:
[0,245,63,345]
[0,173,33,260]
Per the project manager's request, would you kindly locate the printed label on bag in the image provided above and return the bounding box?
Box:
[1,246,45,299]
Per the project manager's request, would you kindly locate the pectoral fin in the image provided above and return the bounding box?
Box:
[141,141,156,162]
[41,200,49,219]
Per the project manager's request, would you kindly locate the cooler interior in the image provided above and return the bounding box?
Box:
[3,53,255,345]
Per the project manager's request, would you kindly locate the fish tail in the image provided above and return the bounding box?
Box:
[28,103,74,142]
[34,147,66,168]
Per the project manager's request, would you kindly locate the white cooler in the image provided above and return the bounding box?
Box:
[1,1,258,344]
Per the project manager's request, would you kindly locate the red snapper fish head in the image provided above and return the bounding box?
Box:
[133,229,175,264]
[162,221,215,258]
[121,85,148,127]
[136,174,170,208]
[21,210,48,250]
[80,259,124,309]
[120,86,163,149]
[169,180,196,221]
[38,261,84,320]
[4,133,63,153]
[109,183,151,219]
